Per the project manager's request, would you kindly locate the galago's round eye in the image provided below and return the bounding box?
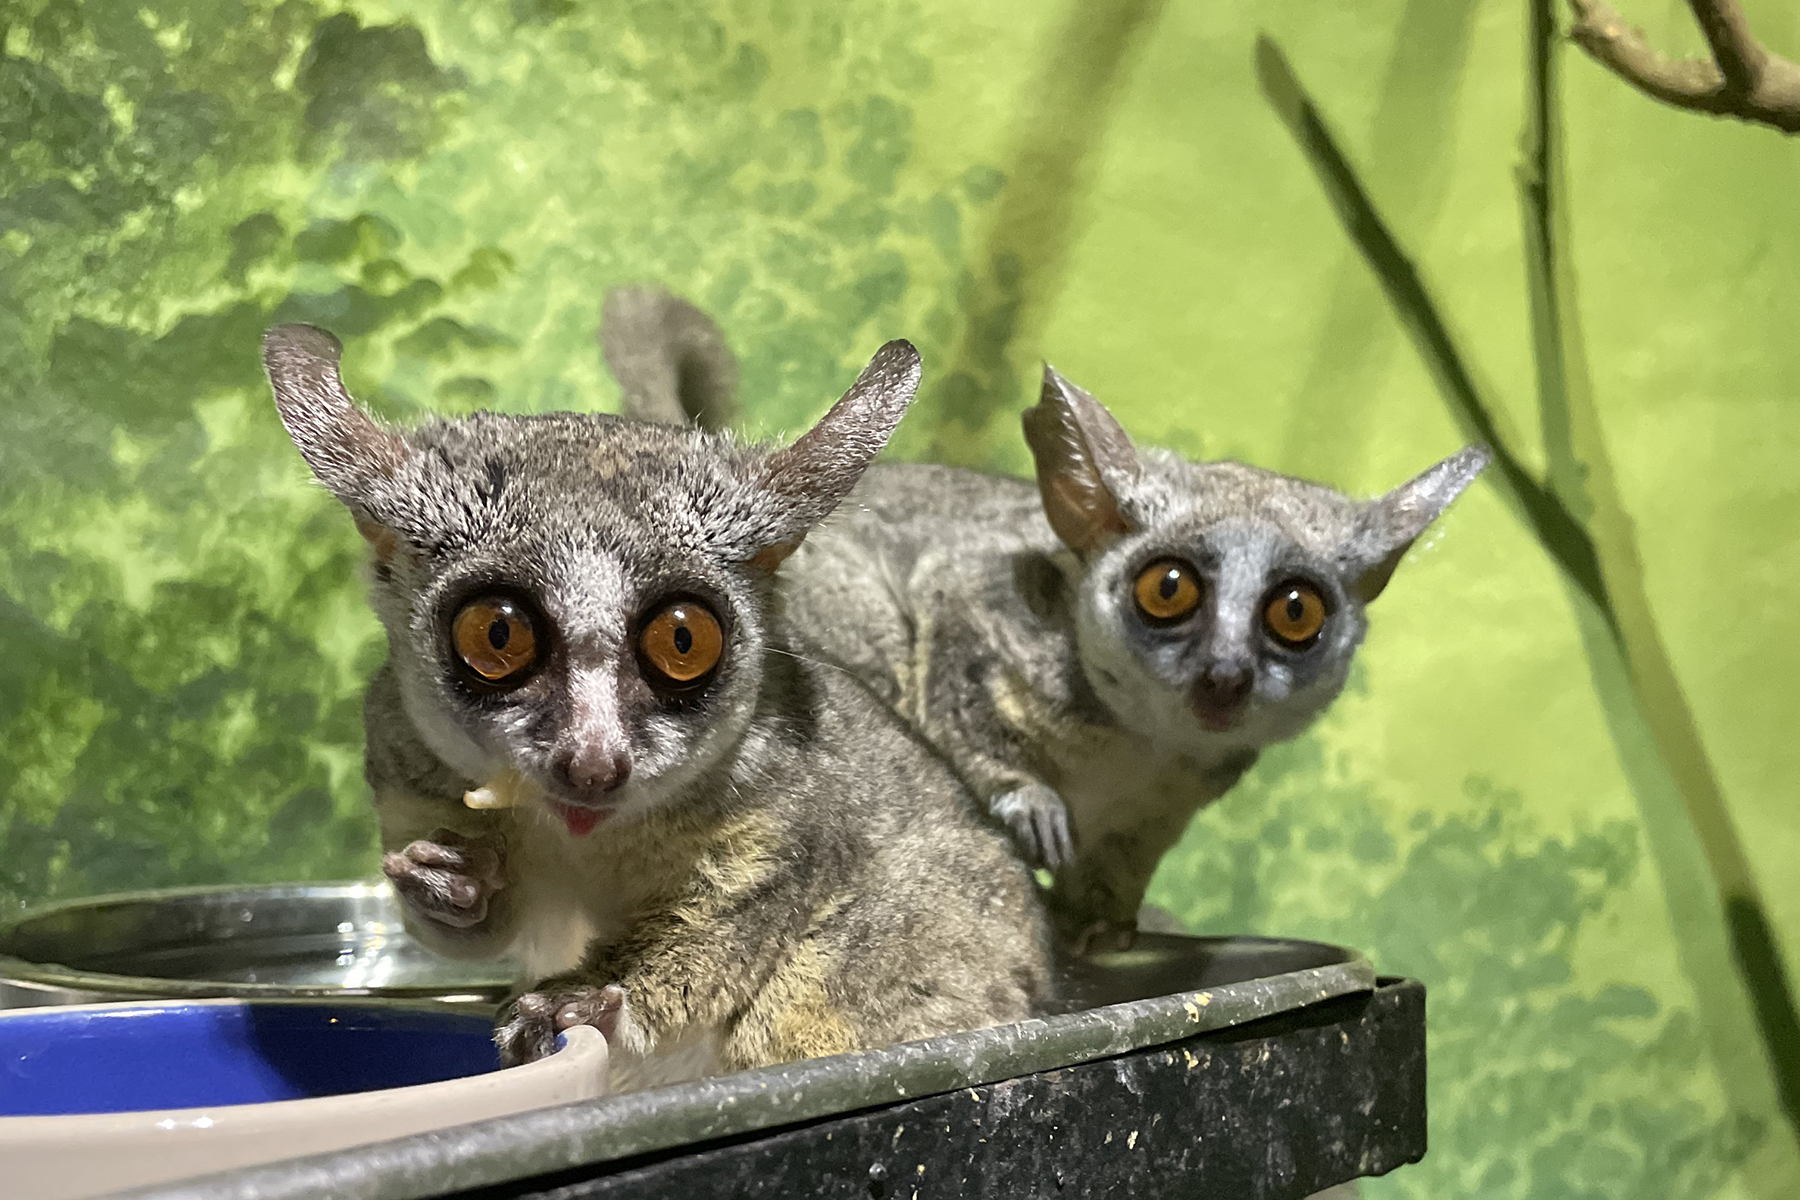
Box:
[1263,581,1327,648]
[452,596,541,685]
[1133,559,1202,624]
[637,600,724,688]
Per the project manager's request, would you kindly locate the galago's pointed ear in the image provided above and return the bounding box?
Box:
[1348,445,1490,602]
[262,324,414,558]
[747,339,922,571]
[1021,365,1140,556]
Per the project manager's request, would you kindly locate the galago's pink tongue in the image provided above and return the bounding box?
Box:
[557,804,607,838]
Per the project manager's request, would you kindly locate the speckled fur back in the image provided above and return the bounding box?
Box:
[793,374,1487,950]
[595,288,1484,950]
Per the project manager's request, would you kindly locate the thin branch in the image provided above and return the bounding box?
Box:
[1567,1,1733,103]
[1688,0,1766,91]
[1253,35,1614,620]
[1258,26,1800,1152]
[1566,0,1800,133]
[1524,0,1800,1139]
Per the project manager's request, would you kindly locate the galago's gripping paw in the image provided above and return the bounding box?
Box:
[991,783,1075,871]
[382,827,506,930]
[1069,916,1138,957]
[496,981,630,1066]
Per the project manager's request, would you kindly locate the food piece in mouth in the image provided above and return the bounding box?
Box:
[463,769,532,811]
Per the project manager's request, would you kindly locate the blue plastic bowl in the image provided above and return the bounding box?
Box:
[0,1001,502,1117]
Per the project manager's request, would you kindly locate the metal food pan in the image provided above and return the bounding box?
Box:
[107,929,1383,1200]
[0,883,516,1013]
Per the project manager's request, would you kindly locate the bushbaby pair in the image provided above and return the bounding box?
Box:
[260,290,1482,1090]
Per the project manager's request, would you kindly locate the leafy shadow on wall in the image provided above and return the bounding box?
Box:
[0,0,477,906]
[0,0,1007,907]
[0,207,520,906]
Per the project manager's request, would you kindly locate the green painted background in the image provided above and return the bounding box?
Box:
[3,1,1796,1194]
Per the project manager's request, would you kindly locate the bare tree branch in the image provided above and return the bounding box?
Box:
[1567,0,1800,133]
[1260,21,1800,1141]
[1687,0,1765,91]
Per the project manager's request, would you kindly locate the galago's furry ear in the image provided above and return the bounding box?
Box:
[1347,445,1490,602]
[749,339,922,571]
[262,324,414,558]
[1022,365,1140,556]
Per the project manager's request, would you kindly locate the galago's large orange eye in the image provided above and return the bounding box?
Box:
[1263,581,1327,648]
[452,596,541,686]
[1133,559,1202,624]
[637,600,724,689]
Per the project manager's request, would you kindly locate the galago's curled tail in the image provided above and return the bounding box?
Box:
[600,286,739,431]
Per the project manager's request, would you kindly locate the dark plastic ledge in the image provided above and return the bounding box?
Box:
[111,939,1395,1200]
[472,980,1428,1200]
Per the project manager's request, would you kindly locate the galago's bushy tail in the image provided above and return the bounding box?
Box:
[599,285,738,432]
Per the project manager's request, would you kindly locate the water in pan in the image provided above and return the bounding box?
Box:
[0,886,520,1001]
[74,929,517,991]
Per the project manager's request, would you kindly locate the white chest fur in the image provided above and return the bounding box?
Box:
[504,816,638,979]
[1046,730,1230,848]
[501,813,733,1091]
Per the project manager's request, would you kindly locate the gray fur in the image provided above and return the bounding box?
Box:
[591,297,1486,952]
[602,286,737,430]
[788,372,1487,950]
[262,324,1051,1089]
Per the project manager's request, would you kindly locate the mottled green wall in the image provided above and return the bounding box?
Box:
[2,2,1796,1197]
